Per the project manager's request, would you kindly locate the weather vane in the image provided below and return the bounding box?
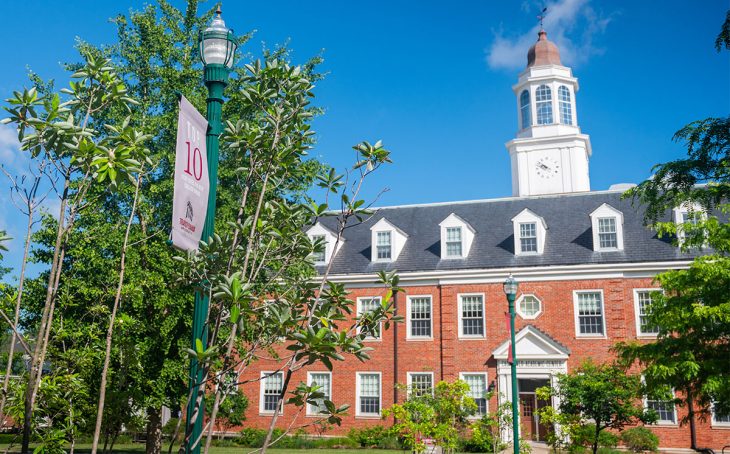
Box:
[537,7,548,30]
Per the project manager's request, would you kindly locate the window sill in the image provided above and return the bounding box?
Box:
[406,337,434,342]
[575,335,607,340]
[363,338,382,343]
[259,411,282,417]
[711,424,730,429]
[636,334,659,339]
[458,336,486,341]
[652,422,678,428]
[355,414,381,419]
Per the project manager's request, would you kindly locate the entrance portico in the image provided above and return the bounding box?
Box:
[492,325,570,442]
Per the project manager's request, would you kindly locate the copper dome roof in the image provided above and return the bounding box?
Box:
[527,30,562,67]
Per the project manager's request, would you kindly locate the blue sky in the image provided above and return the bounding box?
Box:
[0,0,728,276]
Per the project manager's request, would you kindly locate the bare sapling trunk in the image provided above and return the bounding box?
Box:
[91,169,144,454]
[21,175,69,454]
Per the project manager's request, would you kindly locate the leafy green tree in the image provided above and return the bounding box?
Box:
[537,361,657,454]
[615,14,730,448]
[384,380,477,454]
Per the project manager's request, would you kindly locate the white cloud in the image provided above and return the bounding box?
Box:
[486,0,614,71]
[0,123,21,166]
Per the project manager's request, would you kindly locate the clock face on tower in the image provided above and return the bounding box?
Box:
[535,157,560,179]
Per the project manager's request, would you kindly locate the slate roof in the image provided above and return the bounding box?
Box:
[317,189,699,275]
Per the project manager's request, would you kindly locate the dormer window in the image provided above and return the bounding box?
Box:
[511,209,546,255]
[672,203,706,246]
[590,204,624,251]
[376,231,392,260]
[445,227,462,257]
[306,222,342,265]
[311,235,326,263]
[438,214,475,259]
[370,218,408,262]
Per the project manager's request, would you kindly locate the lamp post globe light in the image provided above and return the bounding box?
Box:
[503,274,520,454]
[185,7,237,454]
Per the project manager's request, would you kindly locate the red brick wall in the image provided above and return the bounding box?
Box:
[229,277,729,449]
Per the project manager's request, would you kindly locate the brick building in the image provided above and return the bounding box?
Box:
[239,30,730,450]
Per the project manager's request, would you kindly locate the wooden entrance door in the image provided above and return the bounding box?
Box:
[519,393,537,440]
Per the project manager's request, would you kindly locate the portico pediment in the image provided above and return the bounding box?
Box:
[492,325,569,360]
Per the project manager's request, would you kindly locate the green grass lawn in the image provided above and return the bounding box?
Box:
[0,444,405,454]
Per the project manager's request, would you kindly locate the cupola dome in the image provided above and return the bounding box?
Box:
[527,30,562,67]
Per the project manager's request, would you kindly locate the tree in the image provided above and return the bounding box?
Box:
[615,13,730,448]
[537,361,657,454]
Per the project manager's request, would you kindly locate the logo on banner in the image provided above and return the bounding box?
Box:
[171,95,209,251]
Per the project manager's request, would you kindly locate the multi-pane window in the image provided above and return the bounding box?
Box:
[358,297,381,339]
[519,222,538,253]
[261,372,283,413]
[536,85,553,125]
[647,398,676,424]
[576,292,604,335]
[308,372,331,415]
[376,231,392,260]
[713,404,730,424]
[682,211,701,226]
[408,373,433,397]
[311,234,326,263]
[445,227,463,257]
[409,297,432,338]
[519,295,542,318]
[462,373,488,416]
[558,85,572,125]
[460,295,485,337]
[520,90,531,129]
[636,291,659,335]
[357,373,381,416]
[597,217,618,249]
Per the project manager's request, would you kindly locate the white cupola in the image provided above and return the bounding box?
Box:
[505,30,593,197]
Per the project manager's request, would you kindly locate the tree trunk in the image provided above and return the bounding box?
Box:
[146,406,163,454]
[91,170,143,454]
[687,388,697,450]
[0,208,33,423]
[592,423,601,454]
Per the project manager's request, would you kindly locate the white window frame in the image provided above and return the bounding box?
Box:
[355,372,382,417]
[458,293,486,340]
[370,218,408,262]
[511,208,547,256]
[445,226,463,258]
[633,288,661,338]
[644,389,677,426]
[672,203,706,246]
[306,222,343,265]
[357,296,382,341]
[573,290,607,338]
[306,371,332,416]
[259,371,284,415]
[375,230,392,261]
[407,372,435,397]
[439,213,475,259]
[516,294,543,320]
[711,402,730,427]
[589,204,624,252]
[459,372,489,417]
[406,295,433,340]
[310,234,326,264]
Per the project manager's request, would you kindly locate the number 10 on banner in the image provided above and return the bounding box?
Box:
[185,122,204,181]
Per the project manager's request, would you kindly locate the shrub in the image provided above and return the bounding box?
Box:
[570,424,619,451]
[236,428,270,447]
[348,425,401,449]
[620,427,659,452]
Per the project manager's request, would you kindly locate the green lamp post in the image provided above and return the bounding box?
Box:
[185,7,237,454]
[503,274,520,454]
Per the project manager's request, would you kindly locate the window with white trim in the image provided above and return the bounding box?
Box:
[408,372,434,397]
[445,227,463,257]
[376,231,392,260]
[357,372,381,416]
[517,294,542,319]
[590,204,624,251]
[461,373,488,416]
[647,396,676,424]
[459,294,485,338]
[520,222,538,253]
[520,90,531,129]
[307,372,331,415]
[260,372,283,413]
[536,85,553,125]
[358,297,382,340]
[635,290,660,336]
[311,234,326,263]
[712,403,730,425]
[575,291,605,336]
[408,296,432,339]
[558,85,572,125]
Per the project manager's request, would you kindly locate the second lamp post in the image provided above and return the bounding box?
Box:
[503,274,520,454]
